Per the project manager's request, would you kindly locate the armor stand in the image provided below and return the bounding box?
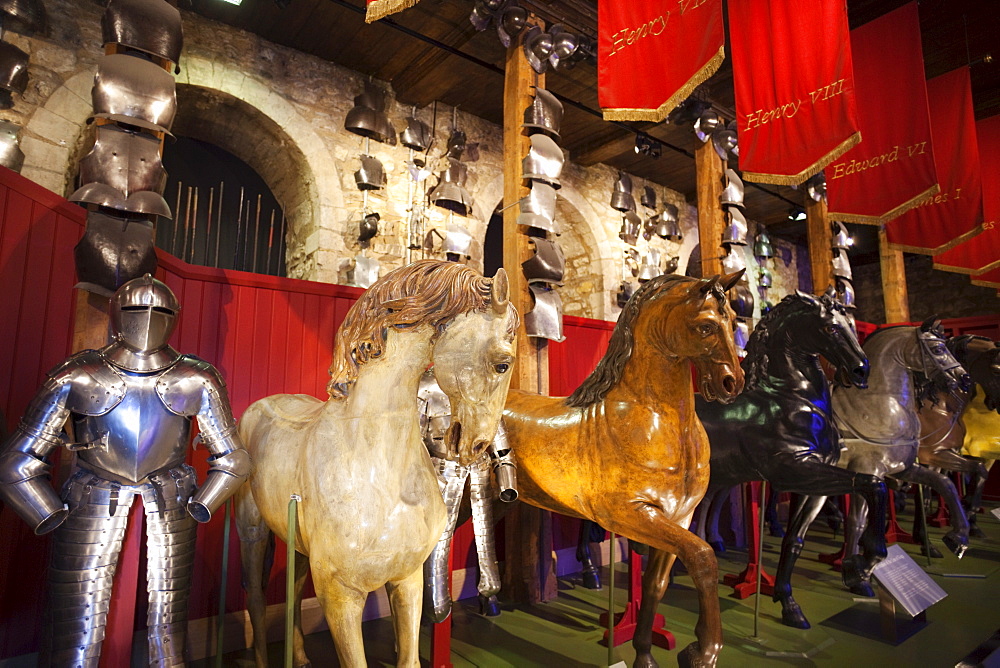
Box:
[429,545,454,668]
[883,489,917,544]
[723,481,775,598]
[599,550,675,650]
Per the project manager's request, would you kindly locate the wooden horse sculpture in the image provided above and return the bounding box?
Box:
[917,336,1000,538]
[235,260,518,668]
[504,271,745,668]
[834,321,971,595]
[695,289,888,629]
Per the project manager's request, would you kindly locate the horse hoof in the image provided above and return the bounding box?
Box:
[970,525,986,539]
[479,594,501,617]
[581,567,602,590]
[842,557,875,597]
[780,604,811,629]
[708,540,726,555]
[919,544,943,559]
[849,580,875,597]
[632,654,659,668]
[677,641,714,668]
[943,532,968,559]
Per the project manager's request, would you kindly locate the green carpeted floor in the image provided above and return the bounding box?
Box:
[199,505,1000,667]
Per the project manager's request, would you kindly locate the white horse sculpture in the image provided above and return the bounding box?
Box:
[235,260,518,667]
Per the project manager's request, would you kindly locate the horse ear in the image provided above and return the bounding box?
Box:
[920,316,942,332]
[699,275,720,294]
[823,285,838,300]
[491,267,510,314]
[720,269,745,292]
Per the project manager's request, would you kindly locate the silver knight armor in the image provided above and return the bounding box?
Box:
[418,370,516,621]
[0,275,250,667]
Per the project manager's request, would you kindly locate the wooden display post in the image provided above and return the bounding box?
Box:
[805,196,832,294]
[695,140,725,277]
[723,481,775,598]
[599,551,675,650]
[432,17,553,668]
[879,227,910,324]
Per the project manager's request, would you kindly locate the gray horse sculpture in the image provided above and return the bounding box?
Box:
[834,320,971,596]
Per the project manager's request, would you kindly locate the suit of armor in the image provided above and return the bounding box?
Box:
[0,275,250,667]
[417,370,516,621]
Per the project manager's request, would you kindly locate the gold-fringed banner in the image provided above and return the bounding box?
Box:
[827,3,939,225]
[885,67,983,254]
[365,0,418,23]
[598,0,724,122]
[935,114,1000,275]
[729,0,860,186]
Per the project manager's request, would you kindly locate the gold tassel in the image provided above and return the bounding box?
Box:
[888,223,984,255]
[742,132,862,187]
[601,46,725,123]
[829,184,940,225]
[365,0,419,23]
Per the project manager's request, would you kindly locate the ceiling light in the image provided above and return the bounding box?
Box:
[218,0,242,4]
[787,207,806,222]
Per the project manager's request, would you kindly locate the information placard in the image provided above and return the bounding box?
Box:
[872,544,947,617]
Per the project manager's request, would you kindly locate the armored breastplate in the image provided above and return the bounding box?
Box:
[73,369,191,484]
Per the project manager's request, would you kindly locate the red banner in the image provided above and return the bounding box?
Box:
[935,114,1000,275]
[729,0,860,185]
[885,68,983,254]
[826,3,938,224]
[598,0,724,122]
[365,0,416,22]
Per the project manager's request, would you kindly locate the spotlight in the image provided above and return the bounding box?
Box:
[634,134,662,159]
[634,134,652,154]
[787,207,806,222]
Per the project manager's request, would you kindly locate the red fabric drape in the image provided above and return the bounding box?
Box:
[365,0,416,22]
[885,67,983,254]
[729,0,860,185]
[826,3,938,224]
[598,0,724,122]
[935,114,1000,275]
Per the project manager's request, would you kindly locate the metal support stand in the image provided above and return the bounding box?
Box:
[753,481,767,639]
[213,499,232,668]
[599,551,674,650]
[607,531,616,667]
[724,481,776,597]
[285,494,301,668]
[916,485,934,567]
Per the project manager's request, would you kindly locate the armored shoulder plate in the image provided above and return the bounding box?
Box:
[155,355,224,416]
[50,350,127,416]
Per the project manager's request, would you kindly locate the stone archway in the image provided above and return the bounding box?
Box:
[19,55,347,282]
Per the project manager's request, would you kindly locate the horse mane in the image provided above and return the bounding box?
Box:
[327,260,500,399]
[566,274,708,408]
[742,292,828,390]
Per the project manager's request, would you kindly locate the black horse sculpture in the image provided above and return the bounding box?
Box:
[693,289,888,630]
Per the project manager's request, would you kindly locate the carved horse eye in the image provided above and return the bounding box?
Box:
[494,363,510,374]
[697,323,716,337]
[826,324,839,334]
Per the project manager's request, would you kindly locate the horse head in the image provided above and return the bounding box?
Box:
[809,287,869,388]
[431,267,518,466]
[914,318,971,397]
[951,336,1000,413]
[664,270,745,403]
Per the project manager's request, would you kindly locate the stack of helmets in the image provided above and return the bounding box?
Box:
[354,153,385,254]
[345,81,396,145]
[520,83,565,342]
[70,0,181,297]
[0,0,44,171]
[717,157,753,354]
[831,220,856,316]
[428,127,476,259]
[753,228,775,314]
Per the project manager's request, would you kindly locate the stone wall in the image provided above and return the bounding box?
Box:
[853,254,1000,325]
[7,0,805,322]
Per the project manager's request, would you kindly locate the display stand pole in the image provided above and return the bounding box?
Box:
[805,196,833,294]
[884,489,917,545]
[285,495,301,668]
[607,532,616,667]
[916,485,934,567]
[753,482,767,638]
[695,136,725,277]
[214,499,232,668]
[819,495,849,569]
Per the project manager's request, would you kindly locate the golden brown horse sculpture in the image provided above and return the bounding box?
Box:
[504,272,745,668]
